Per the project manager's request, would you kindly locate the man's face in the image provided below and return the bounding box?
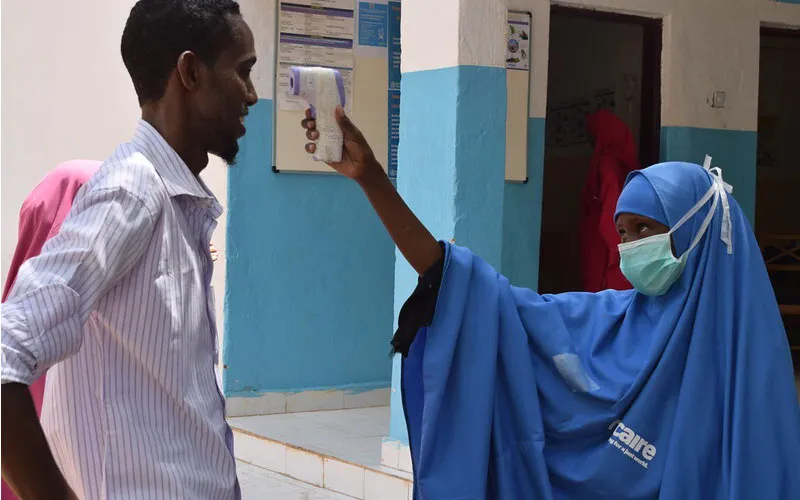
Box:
[194,15,258,164]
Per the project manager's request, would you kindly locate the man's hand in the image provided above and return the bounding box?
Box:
[209,242,219,263]
[301,107,384,184]
[300,107,442,276]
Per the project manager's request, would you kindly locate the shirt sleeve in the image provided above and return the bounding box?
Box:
[391,242,446,357]
[1,186,156,385]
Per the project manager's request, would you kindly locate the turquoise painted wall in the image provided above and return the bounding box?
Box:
[389,65,507,443]
[502,118,546,289]
[660,126,757,223]
[223,99,395,395]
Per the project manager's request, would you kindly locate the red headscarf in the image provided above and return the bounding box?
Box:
[586,109,640,175]
[1,160,99,500]
[580,110,640,292]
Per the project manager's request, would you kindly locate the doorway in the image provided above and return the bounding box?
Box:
[755,27,800,380]
[538,6,662,293]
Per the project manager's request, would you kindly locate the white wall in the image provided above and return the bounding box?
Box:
[1,0,231,353]
[512,0,800,131]
[2,0,137,291]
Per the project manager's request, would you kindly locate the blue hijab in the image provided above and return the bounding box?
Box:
[402,162,800,499]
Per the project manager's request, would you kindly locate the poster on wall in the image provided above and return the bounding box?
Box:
[594,88,616,112]
[545,99,593,148]
[388,89,400,179]
[276,0,356,112]
[506,11,531,71]
[387,1,401,179]
[358,2,388,48]
[387,1,401,90]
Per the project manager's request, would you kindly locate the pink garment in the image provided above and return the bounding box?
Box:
[2,160,100,500]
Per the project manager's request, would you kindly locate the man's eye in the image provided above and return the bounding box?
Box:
[638,224,651,234]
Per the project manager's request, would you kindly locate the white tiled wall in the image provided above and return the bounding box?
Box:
[286,448,325,487]
[235,432,287,474]
[233,429,412,500]
[365,470,411,500]
[381,438,413,474]
[324,458,365,498]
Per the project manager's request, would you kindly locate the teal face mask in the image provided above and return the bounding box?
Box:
[618,166,733,296]
[618,232,686,296]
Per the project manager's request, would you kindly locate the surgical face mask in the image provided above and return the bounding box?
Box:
[618,166,733,296]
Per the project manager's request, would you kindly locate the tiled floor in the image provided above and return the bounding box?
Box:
[230,406,413,499]
[238,460,352,499]
[231,406,389,468]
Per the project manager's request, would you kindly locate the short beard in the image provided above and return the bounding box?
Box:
[215,142,240,166]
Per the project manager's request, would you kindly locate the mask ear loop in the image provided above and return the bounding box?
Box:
[703,155,734,255]
[708,166,733,255]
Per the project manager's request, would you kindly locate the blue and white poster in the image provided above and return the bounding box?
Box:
[358,2,388,47]
[276,0,356,111]
[388,89,400,179]
[387,1,401,90]
[387,1,401,178]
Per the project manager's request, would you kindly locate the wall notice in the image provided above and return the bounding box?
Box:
[277,1,356,111]
[358,2,388,47]
[388,89,400,179]
[388,1,401,90]
[506,11,531,71]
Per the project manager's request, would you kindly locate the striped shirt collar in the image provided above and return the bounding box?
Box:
[132,120,223,217]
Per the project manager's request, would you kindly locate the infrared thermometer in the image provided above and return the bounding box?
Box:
[289,66,346,163]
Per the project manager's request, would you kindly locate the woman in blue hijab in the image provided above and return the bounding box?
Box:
[302,110,800,499]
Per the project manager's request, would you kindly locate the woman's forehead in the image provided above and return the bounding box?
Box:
[616,212,663,226]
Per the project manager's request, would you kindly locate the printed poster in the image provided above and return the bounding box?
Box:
[277,0,356,111]
[358,2,388,47]
[506,11,531,71]
[388,89,400,179]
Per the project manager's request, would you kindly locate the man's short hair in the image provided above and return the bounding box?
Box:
[121,0,242,105]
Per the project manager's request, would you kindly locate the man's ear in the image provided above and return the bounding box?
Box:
[176,51,203,92]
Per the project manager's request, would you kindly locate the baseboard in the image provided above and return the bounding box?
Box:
[226,387,390,417]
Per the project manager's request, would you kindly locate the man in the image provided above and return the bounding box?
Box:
[1,1,257,498]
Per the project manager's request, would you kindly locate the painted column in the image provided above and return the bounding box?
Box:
[385,0,508,456]
[502,0,551,291]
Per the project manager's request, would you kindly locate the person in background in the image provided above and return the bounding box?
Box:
[1,160,100,500]
[0,0,258,498]
[580,109,640,292]
[301,108,800,499]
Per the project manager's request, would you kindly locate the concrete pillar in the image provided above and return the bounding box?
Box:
[384,0,508,454]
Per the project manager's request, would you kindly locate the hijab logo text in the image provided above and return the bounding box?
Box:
[608,420,657,469]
